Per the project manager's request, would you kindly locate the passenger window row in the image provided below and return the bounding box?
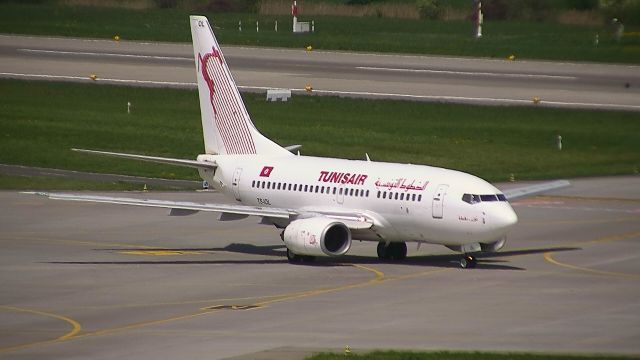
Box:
[462,193,508,204]
[251,180,371,198]
[376,191,422,202]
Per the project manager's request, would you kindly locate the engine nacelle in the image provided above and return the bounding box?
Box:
[283,218,351,257]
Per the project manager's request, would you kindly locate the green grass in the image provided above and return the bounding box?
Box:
[0,174,151,191]
[0,80,202,180]
[1,2,638,63]
[306,350,636,360]
[1,79,639,184]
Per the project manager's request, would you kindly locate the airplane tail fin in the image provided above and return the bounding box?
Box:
[190,16,290,156]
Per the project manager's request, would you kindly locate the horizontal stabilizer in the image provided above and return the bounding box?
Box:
[72,148,217,170]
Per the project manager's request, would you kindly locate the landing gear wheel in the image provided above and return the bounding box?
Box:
[392,242,407,261]
[460,255,477,269]
[377,242,389,260]
[377,242,407,261]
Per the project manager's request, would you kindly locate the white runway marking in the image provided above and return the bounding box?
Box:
[19,48,191,62]
[357,66,578,80]
[294,88,640,111]
[2,72,639,111]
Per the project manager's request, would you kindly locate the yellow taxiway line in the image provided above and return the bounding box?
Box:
[0,305,82,353]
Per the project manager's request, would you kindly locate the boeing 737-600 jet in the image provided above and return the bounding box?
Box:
[32,16,569,268]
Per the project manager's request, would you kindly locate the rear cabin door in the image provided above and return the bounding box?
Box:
[432,184,449,219]
[232,167,242,201]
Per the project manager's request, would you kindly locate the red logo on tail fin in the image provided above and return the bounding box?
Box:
[198,47,223,115]
[197,42,257,154]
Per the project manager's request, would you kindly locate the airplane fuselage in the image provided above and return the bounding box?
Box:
[200,154,518,248]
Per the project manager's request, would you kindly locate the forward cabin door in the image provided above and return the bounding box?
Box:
[232,167,242,201]
[432,184,449,219]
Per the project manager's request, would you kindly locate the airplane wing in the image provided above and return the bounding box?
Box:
[72,148,216,170]
[502,180,571,201]
[25,192,374,230]
[28,192,292,218]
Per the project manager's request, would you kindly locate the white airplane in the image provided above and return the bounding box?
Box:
[33,16,569,268]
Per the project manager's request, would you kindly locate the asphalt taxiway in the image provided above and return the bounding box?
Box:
[1,176,639,359]
[1,34,639,111]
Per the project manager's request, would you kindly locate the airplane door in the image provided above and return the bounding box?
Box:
[232,167,242,201]
[432,184,449,219]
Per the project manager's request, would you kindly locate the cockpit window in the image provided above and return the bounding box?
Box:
[480,194,498,202]
[462,193,508,204]
[462,193,479,204]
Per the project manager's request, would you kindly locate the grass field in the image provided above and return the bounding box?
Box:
[0,174,151,191]
[1,79,639,187]
[1,2,638,63]
[306,350,636,360]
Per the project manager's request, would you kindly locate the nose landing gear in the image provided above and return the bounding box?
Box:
[460,255,477,269]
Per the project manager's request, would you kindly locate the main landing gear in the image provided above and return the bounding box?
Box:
[459,255,477,269]
[377,242,407,261]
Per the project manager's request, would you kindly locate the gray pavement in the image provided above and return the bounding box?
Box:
[1,34,639,111]
[1,176,639,359]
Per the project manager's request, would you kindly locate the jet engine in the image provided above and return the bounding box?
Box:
[283,218,351,257]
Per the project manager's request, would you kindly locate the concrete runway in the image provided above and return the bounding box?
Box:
[1,34,639,111]
[1,176,639,359]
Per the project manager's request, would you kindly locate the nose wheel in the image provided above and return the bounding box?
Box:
[460,255,477,269]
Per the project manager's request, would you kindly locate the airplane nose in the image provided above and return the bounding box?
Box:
[495,205,518,230]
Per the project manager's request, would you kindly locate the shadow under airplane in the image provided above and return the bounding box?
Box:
[48,243,581,271]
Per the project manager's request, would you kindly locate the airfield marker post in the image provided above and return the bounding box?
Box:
[475,1,483,38]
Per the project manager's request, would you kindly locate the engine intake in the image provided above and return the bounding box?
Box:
[283,218,351,257]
